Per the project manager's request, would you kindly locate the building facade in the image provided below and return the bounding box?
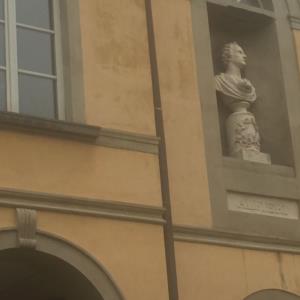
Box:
[1,0,300,299]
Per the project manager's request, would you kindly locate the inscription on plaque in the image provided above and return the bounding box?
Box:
[227,192,299,220]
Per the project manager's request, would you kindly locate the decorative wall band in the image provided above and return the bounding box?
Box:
[0,111,159,154]
[289,15,300,30]
[0,111,100,141]
[97,128,160,154]
[0,188,165,225]
[174,226,300,254]
[287,0,300,29]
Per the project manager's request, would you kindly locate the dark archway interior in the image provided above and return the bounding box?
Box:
[0,248,104,300]
[245,289,300,300]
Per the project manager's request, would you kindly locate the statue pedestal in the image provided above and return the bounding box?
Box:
[226,109,271,165]
[233,149,271,164]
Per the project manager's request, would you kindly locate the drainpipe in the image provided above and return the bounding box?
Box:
[144,1,179,300]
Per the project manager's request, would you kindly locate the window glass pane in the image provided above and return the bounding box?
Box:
[16,0,52,29]
[0,70,6,111]
[0,0,4,20]
[0,24,5,66]
[17,28,54,74]
[19,74,56,119]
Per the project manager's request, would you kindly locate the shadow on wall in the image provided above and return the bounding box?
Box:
[245,289,300,300]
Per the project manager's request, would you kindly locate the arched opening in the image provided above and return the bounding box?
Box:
[0,229,125,300]
[245,289,300,300]
[0,248,103,300]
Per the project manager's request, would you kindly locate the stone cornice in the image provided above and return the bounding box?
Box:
[0,111,100,141]
[0,112,159,154]
[0,188,165,225]
[287,0,300,29]
[97,128,159,154]
[289,15,300,30]
[174,225,300,254]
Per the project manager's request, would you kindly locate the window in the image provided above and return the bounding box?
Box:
[0,0,64,119]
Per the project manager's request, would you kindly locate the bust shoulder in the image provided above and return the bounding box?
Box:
[215,72,256,102]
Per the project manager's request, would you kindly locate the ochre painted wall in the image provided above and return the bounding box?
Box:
[175,241,300,300]
[38,211,169,300]
[0,130,162,206]
[151,0,212,227]
[0,208,15,228]
[293,30,300,76]
[80,0,156,135]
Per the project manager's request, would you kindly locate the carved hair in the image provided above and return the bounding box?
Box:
[222,42,240,67]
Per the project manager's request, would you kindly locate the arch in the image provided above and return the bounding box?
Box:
[245,289,300,300]
[0,228,125,300]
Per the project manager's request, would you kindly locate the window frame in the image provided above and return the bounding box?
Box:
[2,0,65,119]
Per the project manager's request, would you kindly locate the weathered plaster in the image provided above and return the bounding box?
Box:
[175,241,300,300]
[80,0,156,135]
[151,0,212,227]
[0,130,162,206]
[38,211,169,300]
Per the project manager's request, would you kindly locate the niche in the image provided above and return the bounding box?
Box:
[207,2,294,166]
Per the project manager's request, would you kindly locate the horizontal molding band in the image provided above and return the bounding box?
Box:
[289,15,300,30]
[0,112,159,154]
[287,0,300,29]
[97,128,159,154]
[0,111,100,141]
[287,0,300,30]
[0,188,166,225]
[173,225,300,254]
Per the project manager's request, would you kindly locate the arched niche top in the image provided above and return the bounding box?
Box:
[245,289,300,300]
[0,229,125,300]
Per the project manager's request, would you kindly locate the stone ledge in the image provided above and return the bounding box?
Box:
[97,128,160,154]
[174,225,300,254]
[0,112,160,154]
[0,187,166,225]
[223,157,295,177]
[289,15,300,30]
[287,0,300,29]
[0,111,100,142]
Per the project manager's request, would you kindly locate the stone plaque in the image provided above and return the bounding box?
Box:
[228,192,299,220]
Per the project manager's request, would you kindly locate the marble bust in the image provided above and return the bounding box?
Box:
[215,42,271,164]
[215,42,256,111]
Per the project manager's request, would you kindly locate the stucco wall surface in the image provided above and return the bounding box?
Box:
[0,208,15,228]
[38,211,169,300]
[151,0,212,227]
[0,131,162,206]
[293,30,300,74]
[80,0,156,135]
[175,241,300,300]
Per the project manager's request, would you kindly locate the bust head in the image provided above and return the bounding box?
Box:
[215,42,256,106]
[222,42,247,70]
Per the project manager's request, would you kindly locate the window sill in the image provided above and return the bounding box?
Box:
[0,112,100,142]
[0,112,160,154]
